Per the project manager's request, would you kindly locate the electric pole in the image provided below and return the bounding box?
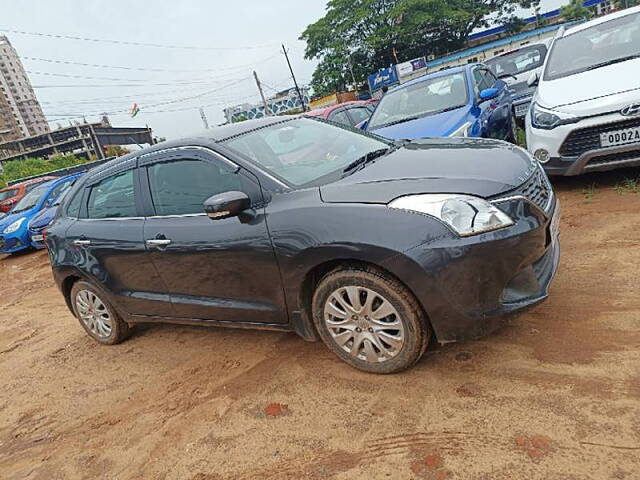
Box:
[199,107,209,129]
[253,70,272,116]
[281,44,306,111]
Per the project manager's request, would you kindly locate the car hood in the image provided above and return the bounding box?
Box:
[538,58,640,116]
[0,207,37,230]
[29,205,57,229]
[368,106,471,140]
[320,138,535,203]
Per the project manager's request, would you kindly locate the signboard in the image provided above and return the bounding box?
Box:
[396,57,428,78]
[367,66,399,92]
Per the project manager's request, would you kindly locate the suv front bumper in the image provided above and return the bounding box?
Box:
[526,110,640,175]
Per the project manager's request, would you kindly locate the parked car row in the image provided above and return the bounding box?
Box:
[0,173,83,254]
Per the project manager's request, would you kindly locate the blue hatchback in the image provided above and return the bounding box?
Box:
[0,173,82,254]
[364,64,516,142]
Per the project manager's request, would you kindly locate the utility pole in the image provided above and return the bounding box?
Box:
[281,44,306,111]
[199,107,209,129]
[253,70,272,116]
[346,51,357,90]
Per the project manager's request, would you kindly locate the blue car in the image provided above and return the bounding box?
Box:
[364,64,516,142]
[28,180,79,248]
[0,173,82,254]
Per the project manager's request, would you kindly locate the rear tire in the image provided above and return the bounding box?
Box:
[312,266,430,374]
[70,280,130,345]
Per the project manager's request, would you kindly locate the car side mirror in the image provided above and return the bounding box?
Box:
[479,88,500,102]
[355,119,369,130]
[203,191,250,220]
[527,72,539,87]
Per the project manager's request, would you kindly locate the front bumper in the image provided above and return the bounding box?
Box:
[526,110,640,176]
[389,196,560,344]
[0,231,30,254]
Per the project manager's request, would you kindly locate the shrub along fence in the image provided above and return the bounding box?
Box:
[0,155,111,189]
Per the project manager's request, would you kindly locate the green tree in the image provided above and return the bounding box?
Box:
[561,0,593,20]
[301,0,540,97]
[503,15,527,35]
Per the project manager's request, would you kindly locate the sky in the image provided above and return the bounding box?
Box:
[2,0,568,141]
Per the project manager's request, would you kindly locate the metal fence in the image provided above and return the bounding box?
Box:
[6,157,115,186]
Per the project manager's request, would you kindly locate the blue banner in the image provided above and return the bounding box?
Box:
[368,66,399,92]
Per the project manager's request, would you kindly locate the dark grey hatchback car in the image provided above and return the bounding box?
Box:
[46,116,560,373]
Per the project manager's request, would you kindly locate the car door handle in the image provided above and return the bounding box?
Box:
[73,239,91,247]
[146,238,172,247]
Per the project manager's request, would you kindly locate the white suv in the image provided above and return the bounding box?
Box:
[525,7,640,176]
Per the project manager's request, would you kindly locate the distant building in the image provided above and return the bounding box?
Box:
[224,87,310,123]
[0,119,153,164]
[0,35,49,142]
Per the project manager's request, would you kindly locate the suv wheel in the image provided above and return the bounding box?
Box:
[70,280,130,345]
[312,266,430,373]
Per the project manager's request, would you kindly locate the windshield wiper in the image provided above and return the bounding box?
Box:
[377,115,421,128]
[584,54,640,72]
[342,148,391,175]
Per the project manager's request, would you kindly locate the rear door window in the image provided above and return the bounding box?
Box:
[328,109,352,126]
[86,170,137,219]
[346,107,372,126]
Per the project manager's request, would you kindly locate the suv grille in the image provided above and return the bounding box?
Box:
[512,166,553,213]
[559,117,640,157]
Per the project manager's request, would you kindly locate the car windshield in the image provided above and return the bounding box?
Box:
[0,188,18,201]
[222,118,391,186]
[544,11,640,81]
[368,72,468,129]
[11,183,49,213]
[486,45,547,78]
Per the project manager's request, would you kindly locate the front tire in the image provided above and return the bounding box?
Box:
[70,280,130,345]
[312,266,430,374]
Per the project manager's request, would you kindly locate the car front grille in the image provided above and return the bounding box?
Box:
[559,117,640,157]
[512,166,553,213]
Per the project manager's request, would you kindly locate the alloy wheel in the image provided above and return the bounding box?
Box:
[75,289,113,339]
[323,286,405,363]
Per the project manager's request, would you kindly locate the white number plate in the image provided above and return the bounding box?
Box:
[514,102,530,117]
[31,234,43,242]
[600,126,640,147]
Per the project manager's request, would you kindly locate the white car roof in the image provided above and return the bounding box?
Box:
[563,5,640,37]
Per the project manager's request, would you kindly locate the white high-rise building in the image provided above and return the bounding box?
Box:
[0,35,49,142]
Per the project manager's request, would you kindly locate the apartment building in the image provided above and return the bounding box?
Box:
[0,35,49,142]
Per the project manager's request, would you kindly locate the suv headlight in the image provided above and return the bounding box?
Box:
[3,217,25,234]
[531,102,578,130]
[448,121,473,137]
[389,194,514,237]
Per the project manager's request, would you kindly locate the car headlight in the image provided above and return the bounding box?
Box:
[388,194,514,237]
[530,102,578,130]
[3,217,26,234]
[448,121,473,137]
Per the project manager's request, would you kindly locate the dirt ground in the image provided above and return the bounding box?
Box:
[1,168,639,480]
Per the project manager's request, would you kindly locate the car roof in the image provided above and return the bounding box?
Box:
[563,5,640,36]
[0,175,57,192]
[395,64,472,90]
[85,115,300,179]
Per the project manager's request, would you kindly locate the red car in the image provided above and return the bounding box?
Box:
[305,100,377,128]
[0,176,57,213]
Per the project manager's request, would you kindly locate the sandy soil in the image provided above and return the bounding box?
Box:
[1,168,639,480]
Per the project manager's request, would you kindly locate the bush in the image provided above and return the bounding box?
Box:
[0,155,89,189]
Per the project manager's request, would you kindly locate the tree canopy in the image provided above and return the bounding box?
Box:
[301,0,540,97]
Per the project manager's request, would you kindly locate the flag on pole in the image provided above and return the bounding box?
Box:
[130,103,140,117]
